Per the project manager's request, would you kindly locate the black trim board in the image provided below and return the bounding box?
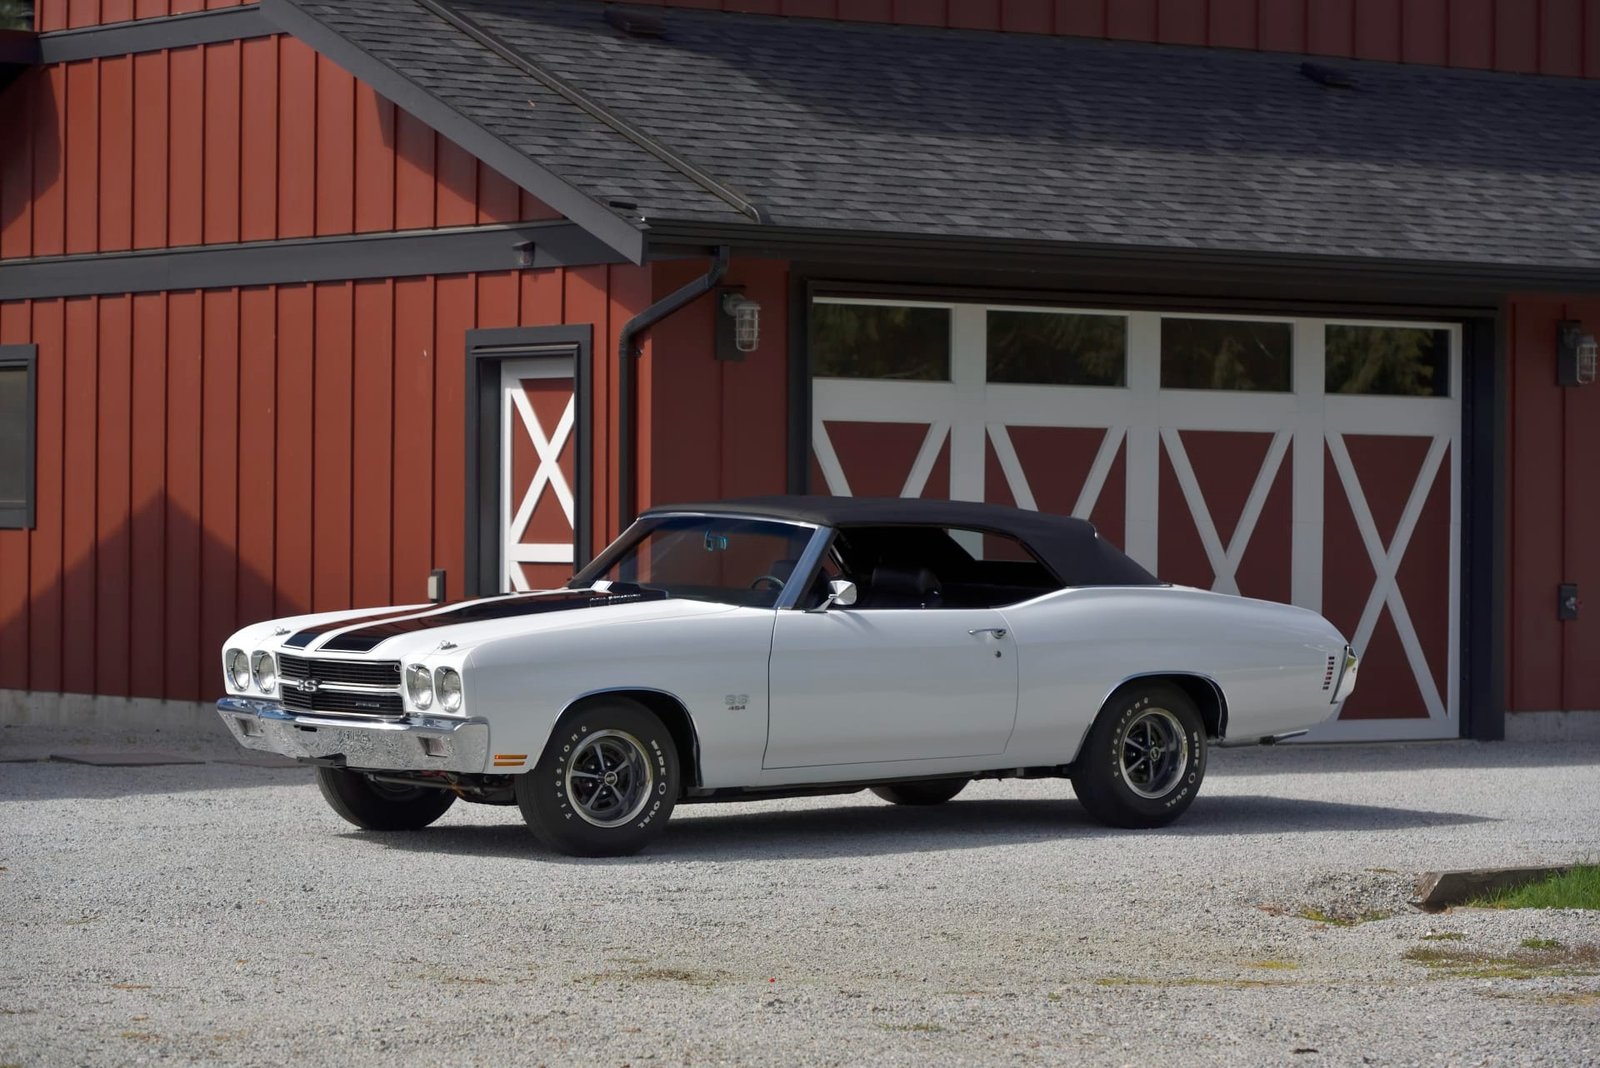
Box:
[0,223,621,300]
[36,7,274,62]
[650,223,1600,304]
[261,0,645,266]
[0,344,37,530]
[464,325,594,599]
[1461,316,1508,741]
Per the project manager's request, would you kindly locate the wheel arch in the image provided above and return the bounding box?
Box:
[1101,672,1229,741]
[559,687,704,788]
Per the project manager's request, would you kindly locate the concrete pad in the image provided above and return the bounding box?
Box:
[1413,865,1573,911]
[50,750,207,766]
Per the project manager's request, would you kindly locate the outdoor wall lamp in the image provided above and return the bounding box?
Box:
[716,290,762,360]
[1557,319,1597,386]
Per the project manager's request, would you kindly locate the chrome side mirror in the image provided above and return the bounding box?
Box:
[808,579,857,613]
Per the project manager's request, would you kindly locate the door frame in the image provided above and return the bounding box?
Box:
[787,272,1503,741]
[465,324,593,599]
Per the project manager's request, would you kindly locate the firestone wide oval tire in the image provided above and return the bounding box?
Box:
[1070,683,1207,829]
[516,699,681,858]
[870,778,969,806]
[315,766,457,831]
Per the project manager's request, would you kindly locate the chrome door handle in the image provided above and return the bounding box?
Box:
[968,627,1008,639]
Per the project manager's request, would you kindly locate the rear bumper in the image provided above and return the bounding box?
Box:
[215,698,491,774]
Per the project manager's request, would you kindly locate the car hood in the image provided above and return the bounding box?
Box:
[237,588,742,661]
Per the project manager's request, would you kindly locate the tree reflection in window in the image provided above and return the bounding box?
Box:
[1161,318,1292,391]
[1325,326,1449,397]
[986,310,1126,386]
[811,303,951,381]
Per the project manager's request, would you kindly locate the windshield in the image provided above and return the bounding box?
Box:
[577,515,817,608]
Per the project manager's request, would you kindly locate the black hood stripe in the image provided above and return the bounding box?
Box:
[312,588,671,653]
[280,599,511,648]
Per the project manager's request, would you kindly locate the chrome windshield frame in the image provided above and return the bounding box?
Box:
[569,512,830,612]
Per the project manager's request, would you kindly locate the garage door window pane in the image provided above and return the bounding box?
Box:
[0,365,27,510]
[1160,318,1292,392]
[986,310,1126,386]
[1325,325,1450,397]
[811,304,951,381]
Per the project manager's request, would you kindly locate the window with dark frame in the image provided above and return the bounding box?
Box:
[0,344,36,530]
[1160,317,1293,392]
[986,309,1127,387]
[811,303,952,381]
[1325,324,1451,397]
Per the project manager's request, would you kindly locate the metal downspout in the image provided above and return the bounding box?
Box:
[617,245,730,529]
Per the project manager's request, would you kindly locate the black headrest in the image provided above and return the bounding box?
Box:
[870,566,940,600]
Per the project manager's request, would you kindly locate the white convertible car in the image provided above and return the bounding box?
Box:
[217,497,1357,856]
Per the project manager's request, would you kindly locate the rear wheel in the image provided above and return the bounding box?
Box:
[870,778,969,806]
[1071,683,1207,829]
[315,767,456,831]
[516,698,680,857]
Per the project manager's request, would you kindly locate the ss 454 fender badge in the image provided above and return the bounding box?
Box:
[724,694,749,712]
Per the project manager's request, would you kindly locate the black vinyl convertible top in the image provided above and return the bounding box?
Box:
[642,496,1161,587]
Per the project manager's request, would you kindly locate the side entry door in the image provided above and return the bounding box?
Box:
[765,605,1019,769]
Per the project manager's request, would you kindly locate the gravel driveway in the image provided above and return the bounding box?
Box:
[2,725,1597,1067]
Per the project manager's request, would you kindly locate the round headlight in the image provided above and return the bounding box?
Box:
[435,667,463,712]
[406,663,434,709]
[251,651,277,693]
[226,649,251,691]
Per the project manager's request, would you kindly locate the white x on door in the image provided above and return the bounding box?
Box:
[500,356,578,592]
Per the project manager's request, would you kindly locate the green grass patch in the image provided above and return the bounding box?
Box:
[1296,907,1392,927]
[1403,942,1600,981]
[1520,937,1563,951]
[1469,865,1600,910]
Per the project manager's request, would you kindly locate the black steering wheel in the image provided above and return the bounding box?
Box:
[749,574,787,591]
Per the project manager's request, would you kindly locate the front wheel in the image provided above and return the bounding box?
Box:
[516,698,680,857]
[1070,683,1207,829]
[315,767,456,830]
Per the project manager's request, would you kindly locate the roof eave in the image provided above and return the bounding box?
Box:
[262,0,645,265]
[644,220,1600,302]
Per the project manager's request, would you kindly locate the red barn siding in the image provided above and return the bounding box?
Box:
[644,258,791,510]
[1506,295,1600,713]
[35,0,253,30]
[0,39,559,261]
[0,266,648,703]
[624,0,1600,76]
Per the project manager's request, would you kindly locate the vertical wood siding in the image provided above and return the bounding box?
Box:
[630,0,1600,76]
[36,0,254,31]
[1506,295,1600,713]
[0,37,559,261]
[0,266,648,702]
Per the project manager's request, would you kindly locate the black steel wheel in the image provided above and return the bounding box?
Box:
[1070,682,1207,829]
[870,778,969,806]
[315,767,456,831]
[516,698,680,857]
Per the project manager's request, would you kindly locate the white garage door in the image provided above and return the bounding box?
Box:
[810,298,1461,741]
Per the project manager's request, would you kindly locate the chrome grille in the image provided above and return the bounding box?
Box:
[278,654,402,688]
[279,687,405,717]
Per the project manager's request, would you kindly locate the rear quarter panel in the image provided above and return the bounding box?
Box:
[1000,586,1347,763]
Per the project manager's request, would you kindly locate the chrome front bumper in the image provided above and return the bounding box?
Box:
[216,698,491,774]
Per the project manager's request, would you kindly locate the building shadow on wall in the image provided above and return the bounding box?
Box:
[0,67,59,240]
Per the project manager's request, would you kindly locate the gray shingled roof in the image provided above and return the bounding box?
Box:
[281,0,1600,271]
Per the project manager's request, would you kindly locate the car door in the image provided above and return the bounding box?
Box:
[763,605,1019,769]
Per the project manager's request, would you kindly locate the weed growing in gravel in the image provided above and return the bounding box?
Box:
[1296,907,1392,926]
[880,1023,945,1033]
[1403,942,1600,980]
[1470,866,1600,910]
[1420,932,1466,941]
[579,966,726,987]
[1242,959,1300,971]
[1519,937,1564,950]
